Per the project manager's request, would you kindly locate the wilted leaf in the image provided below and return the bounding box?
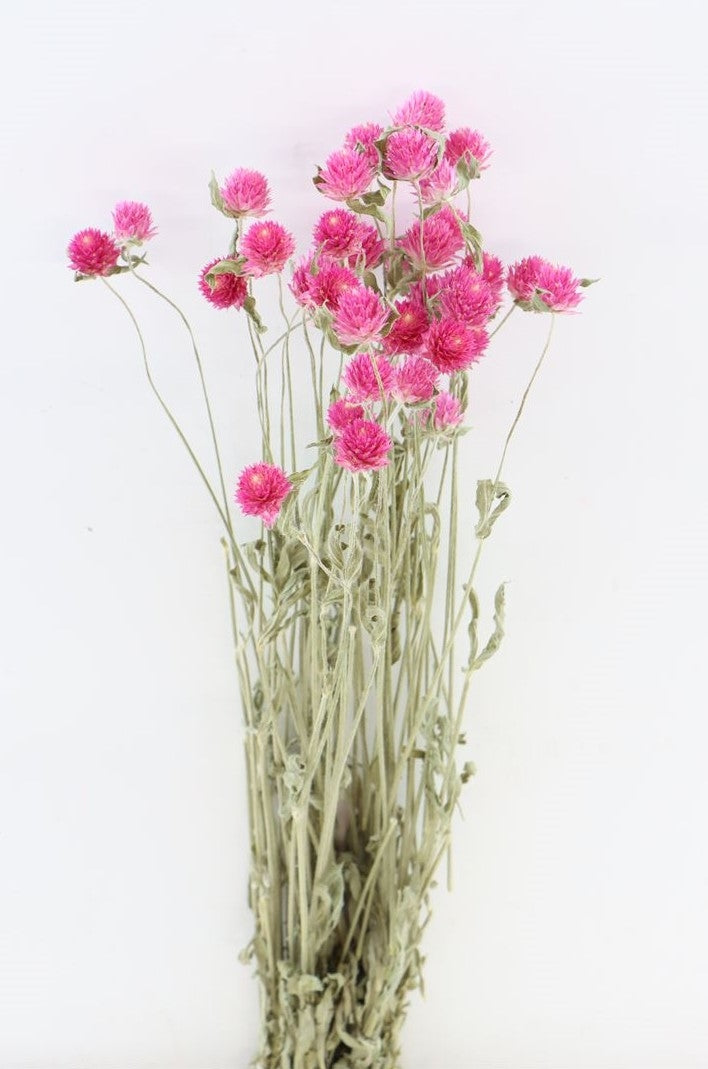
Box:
[475,479,511,539]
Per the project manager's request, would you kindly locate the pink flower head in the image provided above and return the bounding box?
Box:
[241,220,295,277]
[290,255,359,311]
[344,122,384,169]
[327,398,365,434]
[220,168,271,217]
[199,258,248,309]
[317,148,375,201]
[432,391,464,430]
[235,462,292,527]
[383,297,430,356]
[419,159,456,205]
[432,263,497,326]
[393,90,446,132]
[507,256,583,312]
[384,128,438,180]
[480,251,506,301]
[289,254,317,306]
[350,222,385,271]
[67,228,120,276]
[424,317,489,373]
[334,418,392,472]
[399,205,464,271]
[313,209,363,260]
[392,356,439,403]
[112,201,157,244]
[445,128,492,173]
[332,284,389,346]
[342,352,395,402]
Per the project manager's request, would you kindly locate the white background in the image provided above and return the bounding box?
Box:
[1,1,707,1066]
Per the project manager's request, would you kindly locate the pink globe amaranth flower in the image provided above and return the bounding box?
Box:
[290,255,359,311]
[332,284,389,346]
[342,352,395,402]
[430,263,497,326]
[392,356,439,403]
[393,90,445,132]
[384,128,438,180]
[199,258,248,310]
[398,205,464,270]
[480,251,506,301]
[67,228,120,276]
[317,148,375,201]
[289,255,316,306]
[220,168,271,217]
[241,220,296,277]
[327,398,365,434]
[382,297,430,356]
[507,256,583,312]
[313,209,364,260]
[344,122,384,169]
[112,201,157,244]
[235,462,292,527]
[334,418,392,472]
[419,159,456,205]
[432,391,464,429]
[310,260,360,310]
[424,317,489,373]
[349,223,385,271]
[445,128,492,173]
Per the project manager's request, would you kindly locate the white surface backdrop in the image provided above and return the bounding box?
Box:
[2,1,707,1066]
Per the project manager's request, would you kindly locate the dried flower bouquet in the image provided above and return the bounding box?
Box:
[69,90,592,1068]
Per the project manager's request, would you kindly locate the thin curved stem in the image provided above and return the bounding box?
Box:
[489,303,516,338]
[129,268,234,537]
[101,277,236,550]
[492,312,555,486]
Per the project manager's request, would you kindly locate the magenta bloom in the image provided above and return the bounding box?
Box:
[291,255,359,310]
[289,255,316,306]
[313,209,363,260]
[317,148,375,201]
[399,206,464,270]
[392,356,439,403]
[480,251,506,301]
[332,285,389,346]
[199,259,248,309]
[241,221,295,277]
[383,298,430,356]
[350,222,385,270]
[419,160,456,205]
[384,129,438,180]
[445,128,492,173]
[430,263,497,326]
[220,168,271,217]
[235,462,292,527]
[344,122,384,169]
[334,418,392,472]
[112,201,156,244]
[67,228,120,276]
[342,352,395,402]
[507,256,583,312]
[424,318,489,373]
[393,90,446,132]
[327,398,365,434]
[432,391,464,430]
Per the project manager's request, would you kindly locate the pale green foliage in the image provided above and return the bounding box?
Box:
[225,357,512,1068]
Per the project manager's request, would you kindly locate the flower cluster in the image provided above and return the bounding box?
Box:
[200,170,295,306]
[68,89,590,530]
[67,201,157,276]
